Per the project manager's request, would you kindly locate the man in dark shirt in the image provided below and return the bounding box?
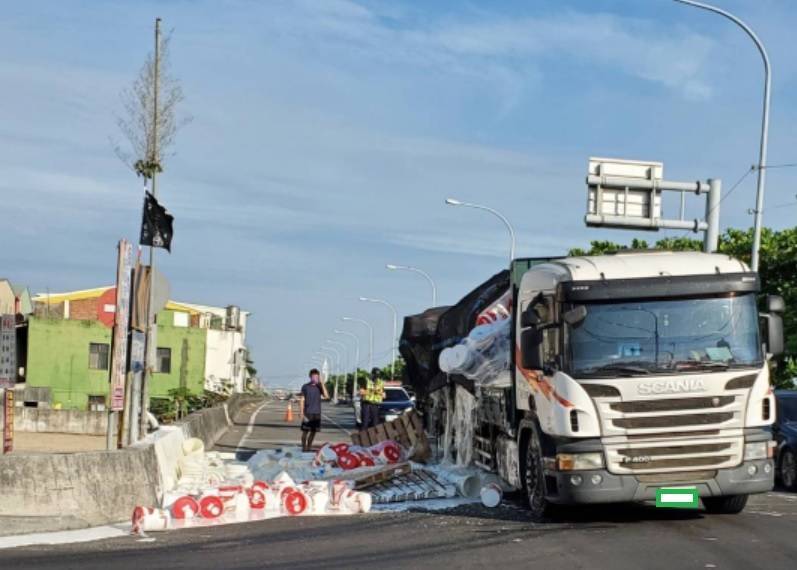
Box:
[300,368,329,452]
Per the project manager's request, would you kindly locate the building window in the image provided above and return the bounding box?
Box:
[155,347,172,374]
[88,395,106,411]
[89,343,110,370]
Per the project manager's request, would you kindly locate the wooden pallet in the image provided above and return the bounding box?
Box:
[351,409,430,462]
[352,463,412,490]
[368,468,456,504]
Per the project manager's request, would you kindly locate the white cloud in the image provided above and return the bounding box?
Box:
[263,4,716,101]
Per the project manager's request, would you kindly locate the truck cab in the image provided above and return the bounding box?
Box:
[510,250,783,518]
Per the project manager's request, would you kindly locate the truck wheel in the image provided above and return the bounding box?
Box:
[702,495,748,514]
[780,449,797,490]
[524,425,555,521]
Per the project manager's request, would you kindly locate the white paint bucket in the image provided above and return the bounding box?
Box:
[182,438,205,456]
[448,473,481,498]
[306,488,329,514]
[132,507,171,534]
[480,483,502,508]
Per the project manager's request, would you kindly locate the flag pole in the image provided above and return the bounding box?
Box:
[140,17,161,440]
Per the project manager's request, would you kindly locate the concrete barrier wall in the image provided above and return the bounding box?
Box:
[14,408,107,435]
[0,446,160,528]
[1,394,264,533]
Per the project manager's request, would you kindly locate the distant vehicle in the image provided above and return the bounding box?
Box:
[379,386,415,423]
[353,386,415,427]
[774,390,797,490]
[402,385,417,403]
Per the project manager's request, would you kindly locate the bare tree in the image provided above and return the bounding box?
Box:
[113,30,190,180]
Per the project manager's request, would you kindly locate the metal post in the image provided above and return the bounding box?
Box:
[674,1,771,271]
[704,178,721,253]
[140,17,162,440]
[343,317,373,374]
[334,329,360,401]
[359,298,398,381]
[325,339,349,402]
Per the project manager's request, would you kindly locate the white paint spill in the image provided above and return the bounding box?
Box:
[0,524,130,550]
[372,497,480,512]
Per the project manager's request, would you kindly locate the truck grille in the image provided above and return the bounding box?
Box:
[605,437,742,474]
[612,412,734,430]
[594,390,747,474]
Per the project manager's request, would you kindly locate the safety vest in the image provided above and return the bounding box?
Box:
[363,379,385,404]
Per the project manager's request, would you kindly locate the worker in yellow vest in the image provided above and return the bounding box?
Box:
[360,367,385,430]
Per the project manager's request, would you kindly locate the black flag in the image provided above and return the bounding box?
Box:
[139,192,174,252]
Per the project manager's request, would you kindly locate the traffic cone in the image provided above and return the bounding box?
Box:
[284,402,294,422]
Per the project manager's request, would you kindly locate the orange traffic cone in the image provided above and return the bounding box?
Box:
[284,402,294,422]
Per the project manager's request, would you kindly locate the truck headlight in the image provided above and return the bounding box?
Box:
[556,452,605,471]
[743,441,769,461]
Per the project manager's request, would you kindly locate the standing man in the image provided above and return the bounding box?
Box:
[300,368,329,452]
[360,367,385,430]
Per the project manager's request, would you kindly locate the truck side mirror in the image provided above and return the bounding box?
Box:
[762,313,785,357]
[563,305,587,327]
[520,329,543,370]
[767,294,785,314]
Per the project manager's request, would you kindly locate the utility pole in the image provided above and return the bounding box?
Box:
[674,1,771,270]
[140,17,161,439]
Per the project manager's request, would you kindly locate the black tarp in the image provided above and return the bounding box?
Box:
[399,269,510,398]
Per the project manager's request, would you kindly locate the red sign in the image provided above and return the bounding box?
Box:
[97,287,118,329]
[3,390,13,454]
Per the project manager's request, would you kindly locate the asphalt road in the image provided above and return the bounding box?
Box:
[3,399,797,569]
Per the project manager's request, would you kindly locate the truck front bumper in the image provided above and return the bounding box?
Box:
[547,459,774,504]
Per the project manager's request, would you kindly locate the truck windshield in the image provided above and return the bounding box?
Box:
[568,293,762,378]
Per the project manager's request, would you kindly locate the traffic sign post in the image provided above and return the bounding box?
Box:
[584,157,721,253]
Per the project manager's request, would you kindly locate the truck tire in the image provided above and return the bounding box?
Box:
[702,494,748,514]
[780,449,797,490]
[524,424,556,521]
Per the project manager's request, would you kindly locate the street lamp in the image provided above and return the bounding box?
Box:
[342,317,374,374]
[445,198,516,261]
[386,264,438,307]
[359,297,398,381]
[673,0,770,271]
[325,339,349,381]
[334,329,360,401]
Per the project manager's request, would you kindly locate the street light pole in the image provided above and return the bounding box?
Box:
[386,264,438,307]
[359,297,398,382]
[445,198,516,261]
[674,0,771,271]
[334,329,360,401]
[342,316,373,374]
[324,339,349,401]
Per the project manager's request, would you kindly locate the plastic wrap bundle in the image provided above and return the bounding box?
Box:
[475,289,512,325]
[438,317,510,383]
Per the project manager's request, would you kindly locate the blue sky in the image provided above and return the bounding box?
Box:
[3,0,797,388]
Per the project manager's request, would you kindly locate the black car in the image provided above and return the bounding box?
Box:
[774,390,797,490]
[378,386,415,423]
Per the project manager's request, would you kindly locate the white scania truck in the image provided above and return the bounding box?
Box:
[402,249,785,520]
[505,250,784,518]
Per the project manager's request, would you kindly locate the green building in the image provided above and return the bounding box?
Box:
[25,301,206,410]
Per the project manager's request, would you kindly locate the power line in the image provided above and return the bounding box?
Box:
[755,163,797,170]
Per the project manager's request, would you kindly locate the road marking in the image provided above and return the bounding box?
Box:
[235,401,270,453]
[323,409,352,437]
